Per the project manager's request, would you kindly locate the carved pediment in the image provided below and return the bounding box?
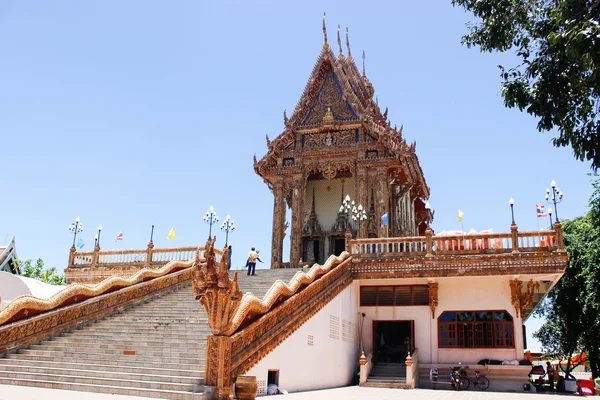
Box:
[299,65,359,127]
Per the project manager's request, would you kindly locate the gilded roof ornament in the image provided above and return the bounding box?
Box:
[266,134,271,146]
[346,27,352,60]
[322,12,328,45]
[284,109,288,125]
[337,25,343,58]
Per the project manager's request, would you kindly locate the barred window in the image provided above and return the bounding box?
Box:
[360,285,429,307]
[438,311,514,348]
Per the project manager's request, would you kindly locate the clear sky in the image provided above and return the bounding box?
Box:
[0,1,594,351]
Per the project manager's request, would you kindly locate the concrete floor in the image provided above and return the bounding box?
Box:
[0,385,579,400]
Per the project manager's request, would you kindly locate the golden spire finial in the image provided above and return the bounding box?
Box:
[337,25,343,57]
[322,12,328,44]
[346,27,352,59]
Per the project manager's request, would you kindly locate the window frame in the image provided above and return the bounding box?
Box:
[437,310,515,349]
[359,285,430,307]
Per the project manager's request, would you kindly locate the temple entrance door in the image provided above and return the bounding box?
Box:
[372,320,414,363]
[333,238,345,255]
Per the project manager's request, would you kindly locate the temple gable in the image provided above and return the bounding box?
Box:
[299,66,358,127]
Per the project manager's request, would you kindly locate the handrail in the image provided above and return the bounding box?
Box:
[350,224,562,258]
[68,245,223,268]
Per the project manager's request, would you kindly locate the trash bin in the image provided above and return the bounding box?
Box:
[564,377,577,393]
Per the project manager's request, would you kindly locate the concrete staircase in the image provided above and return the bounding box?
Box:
[0,267,305,399]
[363,362,408,388]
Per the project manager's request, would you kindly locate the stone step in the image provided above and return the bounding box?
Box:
[13,349,203,365]
[0,377,205,400]
[0,363,202,384]
[64,330,210,340]
[0,370,200,392]
[51,335,204,346]
[30,343,205,355]
[69,327,211,336]
[0,358,204,377]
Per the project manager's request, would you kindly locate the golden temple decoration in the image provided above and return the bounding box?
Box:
[337,25,343,57]
[521,279,540,316]
[509,278,522,317]
[345,27,352,59]
[509,278,539,318]
[0,259,192,327]
[428,282,438,319]
[192,238,243,336]
[322,12,328,44]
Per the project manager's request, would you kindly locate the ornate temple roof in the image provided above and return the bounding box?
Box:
[254,18,430,200]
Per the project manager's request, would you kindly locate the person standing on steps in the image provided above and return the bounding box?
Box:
[246,247,262,276]
[227,245,232,270]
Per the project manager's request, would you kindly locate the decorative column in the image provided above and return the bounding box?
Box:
[375,169,389,238]
[355,167,368,238]
[289,175,305,266]
[68,245,76,268]
[146,240,154,267]
[271,179,286,269]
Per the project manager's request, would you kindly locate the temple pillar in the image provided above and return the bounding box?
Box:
[289,175,305,266]
[355,168,368,238]
[375,169,389,238]
[271,179,286,269]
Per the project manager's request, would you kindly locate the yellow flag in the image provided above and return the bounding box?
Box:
[167,228,176,240]
[458,209,464,223]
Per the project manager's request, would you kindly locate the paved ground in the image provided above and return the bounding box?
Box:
[0,385,579,400]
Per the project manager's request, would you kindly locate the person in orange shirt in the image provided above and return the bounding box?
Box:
[246,247,263,276]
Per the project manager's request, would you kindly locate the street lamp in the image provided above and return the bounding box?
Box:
[68,217,84,248]
[352,203,367,237]
[220,215,235,246]
[548,207,554,229]
[203,205,219,239]
[545,180,564,222]
[94,234,98,248]
[96,225,102,248]
[508,197,515,225]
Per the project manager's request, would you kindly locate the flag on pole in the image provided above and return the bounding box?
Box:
[381,213,388,226]
[167,228,176,240]
[77,238,85,249]
[114,230,124,242]
[458,209,464,223]
[536,204,548,218]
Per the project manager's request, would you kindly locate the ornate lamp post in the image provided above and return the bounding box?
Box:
[96,225,102,249]
[203,206,219,240]
[545,180,564,222]
[220,215,235,246]
[548,207,554,229]
[352,203,367,237]
[68,217,84,248]
[509,197,515,225]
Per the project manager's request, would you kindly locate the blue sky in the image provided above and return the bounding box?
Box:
[0,1,594,350]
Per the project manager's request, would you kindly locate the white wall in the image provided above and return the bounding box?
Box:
[245,282,360,394]
[357,275,525,365]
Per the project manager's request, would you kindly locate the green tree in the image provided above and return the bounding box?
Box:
[452,0,600,170]
[18,258,67,286]
[534,175,600,379]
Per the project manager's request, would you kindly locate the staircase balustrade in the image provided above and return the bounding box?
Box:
[350,224,563,258]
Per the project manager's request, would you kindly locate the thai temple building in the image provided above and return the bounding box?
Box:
[0,237,19,275]
[0,20,568,400]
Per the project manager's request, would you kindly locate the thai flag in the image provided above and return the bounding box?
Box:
[536,204,548,218]
[114,230,124,242]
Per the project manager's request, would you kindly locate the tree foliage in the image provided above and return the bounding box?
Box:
[533,175,600,378]
[18,258,67,286]
[452,0,600,170]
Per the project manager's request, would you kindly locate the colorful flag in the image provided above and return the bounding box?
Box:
[114,230,124,242]
[381,213,388,226]
[536,204,548,218]
[167,228,176,240]
[458,209,464,223]
[77,238,85,249]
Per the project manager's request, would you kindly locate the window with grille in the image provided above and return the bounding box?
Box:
[360,285,430,306]
[438,310,514,348]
